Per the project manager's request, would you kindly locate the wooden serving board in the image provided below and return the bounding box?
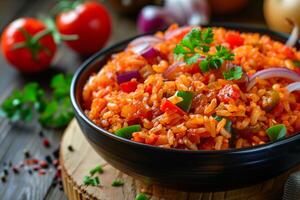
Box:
[61,119,299,200]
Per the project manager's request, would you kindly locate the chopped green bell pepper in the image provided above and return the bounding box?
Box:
[266,124,286,141]
[175,91,193,112]
[115,124,141,139]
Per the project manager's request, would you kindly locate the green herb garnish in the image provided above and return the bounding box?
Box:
[89,165,104,176]
[135,193,149,200]
[0,74,74,128]
[222,66,243,80]
[0,83,45,122]
[83,176,100,186]
[111,179,124,187]
[266,124,287,141]
[173,28,240,80]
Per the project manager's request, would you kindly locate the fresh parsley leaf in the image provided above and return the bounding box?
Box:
[111,179,124,187]
[0,74,74,128]
[0,83,45,122]
[173,28,213,65]
[51,74,73,99]
[173,28,236,74]
[222,66,243,80]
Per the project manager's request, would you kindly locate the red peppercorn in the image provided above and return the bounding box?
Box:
[43,138,51,147]
[52,159,59,167]
[33,166,40,171]
[40,161,48,169]
[12,166,19,174]
[25,159,39,165]
[38,169,46,176]
[55,169,61,179]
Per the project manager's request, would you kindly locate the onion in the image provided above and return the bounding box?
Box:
[117,70,141,84]
[285,18,299,47]
[137,0,209,34]
[286,82,300,93]
[140,46,162,64]
[247,68,300,91]
[164,26,193,40]
[163,61,185,79]
[129,36,163,47]
[165,0,209,25]
[129,36,163,55]
[137,6,174,33]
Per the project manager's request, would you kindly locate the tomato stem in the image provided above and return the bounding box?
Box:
[13,28,53,61]
[43,17,78,44]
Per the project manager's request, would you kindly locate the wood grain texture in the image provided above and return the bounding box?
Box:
[61,120,300,200]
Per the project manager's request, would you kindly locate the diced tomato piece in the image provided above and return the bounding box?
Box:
[160,100,186,115]
[145,85,152,94]
[120,80,138,93]
[189,63,201,74]
[145,134,158,144]
[217,84,240,103]
[226,33,244,49]
[132,133,145,143]
[282,46,295,59]
[271,102,284,117]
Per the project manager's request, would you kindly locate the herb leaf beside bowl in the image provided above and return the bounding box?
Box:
[0,74,74,128]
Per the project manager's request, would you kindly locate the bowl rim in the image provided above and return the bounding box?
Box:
[71,23,300,155]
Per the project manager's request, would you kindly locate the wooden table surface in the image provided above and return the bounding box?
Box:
[0,0,265,199]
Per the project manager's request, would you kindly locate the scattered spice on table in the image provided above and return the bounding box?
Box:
[45,155,52,164]
[39,130,44,137]
[67,145,74,152]
[12,166,19,174]
[3,169,8,175]
[111,179,124,187]
[42,138,51,148]
[23,149,30,158]
[40,161,49,169]
[38,169,46,176]
[1,174,6,183]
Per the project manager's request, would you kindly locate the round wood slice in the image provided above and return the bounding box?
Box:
[61,119,300,200]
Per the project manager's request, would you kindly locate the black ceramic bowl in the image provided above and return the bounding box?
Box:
[71,23,300,191]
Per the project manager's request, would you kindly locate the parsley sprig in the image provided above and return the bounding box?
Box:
[0,74,74,128]
[173,27,242,80]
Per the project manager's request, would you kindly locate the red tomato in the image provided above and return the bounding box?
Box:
[1,18,56,72]
[225,32,244,49]
[217,84,240,103]
[120,80,138,93]
[56,2,111,56]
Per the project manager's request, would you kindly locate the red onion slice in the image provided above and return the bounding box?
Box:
[129,36,163,47]
[164,26,193,40]
[140,46,162,64]
[117,70,141,84]
[285,19,299,47]
[247,68,300,91]
[286,82,300,93]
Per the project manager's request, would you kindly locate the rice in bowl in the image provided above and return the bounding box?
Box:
[82,24,300,150]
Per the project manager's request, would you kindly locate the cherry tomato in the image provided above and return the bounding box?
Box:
[217,84,240,103]
[225,32,244,49]
[1,18,56,72]
[56,2,111,56]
